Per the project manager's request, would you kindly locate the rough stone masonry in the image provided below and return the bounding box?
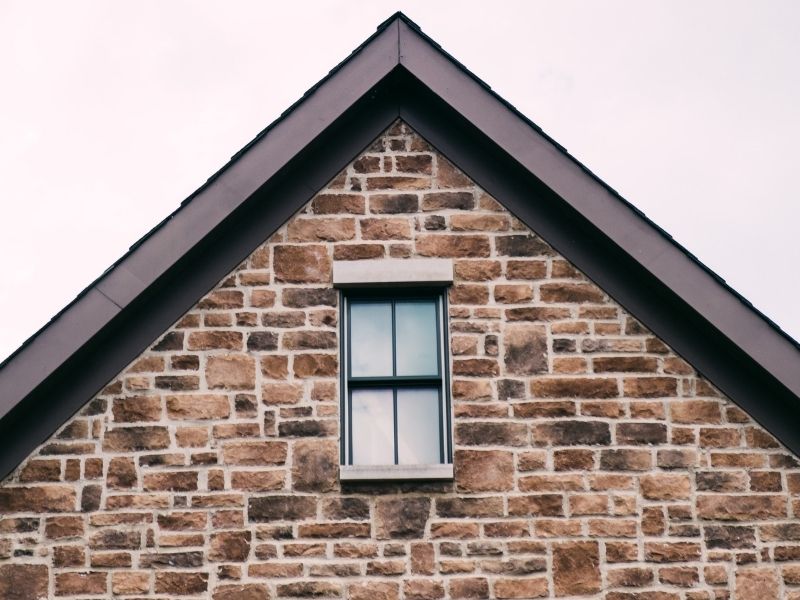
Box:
[2,121,800,599]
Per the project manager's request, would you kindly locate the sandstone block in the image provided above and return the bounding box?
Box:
[205,355,255,389]
[454,450,514,492]
[376,498,431,539]
[292,439,338,492]
[155,572,208,595]
[274,245,331,283]
[0,564,48,600]
[0,486,76,513]
[553,541,601,596]
[223,442,287,466]
[504,324,547,375]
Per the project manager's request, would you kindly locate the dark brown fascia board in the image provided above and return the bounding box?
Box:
[396,19,800,400]
[0,18,402,421]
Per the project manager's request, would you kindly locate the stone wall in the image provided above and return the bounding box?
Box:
[2,121,800,599]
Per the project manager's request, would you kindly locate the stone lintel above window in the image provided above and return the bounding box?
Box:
[332,258,454,288]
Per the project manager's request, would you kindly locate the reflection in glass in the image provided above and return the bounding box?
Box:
[395,301,439,376]
[350,302,393,377]
[396,388,441,464]
[351,388,394,465]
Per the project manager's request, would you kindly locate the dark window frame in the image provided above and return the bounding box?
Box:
[339,287,452,467]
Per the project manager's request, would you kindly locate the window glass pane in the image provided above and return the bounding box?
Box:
[351,388,394,465]
[349,302,393,377]
[396,387,441,464]
[395,300,439,376]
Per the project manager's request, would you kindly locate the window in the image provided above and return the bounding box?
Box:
[339,288,452,480]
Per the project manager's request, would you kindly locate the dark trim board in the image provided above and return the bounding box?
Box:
[1,13,798,479]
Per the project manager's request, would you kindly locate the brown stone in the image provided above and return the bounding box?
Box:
[704,525,756,549]
[494,284,532,303]
[312,193,365,214]
[299,523,370,538]
[493,578,548,599]
[531,377,618,398]
[376,498,431,539]
[451,214,508,232]
[206,355,255,389]
[112,395,162,422]
[697,495,786,521]
[45,516,84,539]
[143,471,198,492]
[0,564,48,600]
[106,456,137,489]
[369,193,419,213]
[360,218,411,239]
[349,582,399,600]
[617,422,667,445]
[534,421,611,446]
[273,245,331,283]
[447,578,489,599]
[455,422,527,446]
[495,235,553,257]
[334,243,385,260]
[552,541,601,596]
[644,542,701,563]
[455,450,514,492]
[185,331,241,351]
[166,394,230,420]
[262,382,304,405]
[670,400,722,424]
[422,191,474,211]
[416,235,491,258]
[292,439,338,492]
[504,324,547,375]
[198,290,243,309]
[223,441,288,465]
[283,330,337,350]
[450,357,497,377]
[112,572,150,595]
[293,353,338,378]
[248,496,317,523]
[282,287,337,307]
[450,284,490,305]
[55,571,108,595]
[277,582,343,598]
[640,474,691,500]
[735,569,780,600]
[600,449,651,471]
[212,584,269,600]
[154,572,208,595]
[287,217,355,241]
[0,485,76,513]
[261,355,289,379]
[209,530,251,562]
[623,377,678,398]
[403,580,445,600]
[454,260,502,281]
[19,459,61,482]
[507,494,564,517]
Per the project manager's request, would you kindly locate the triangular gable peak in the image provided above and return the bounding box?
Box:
[2,123,798,600]
[0,13,798,478]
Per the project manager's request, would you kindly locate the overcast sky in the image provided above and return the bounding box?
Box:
[1,1,798,362]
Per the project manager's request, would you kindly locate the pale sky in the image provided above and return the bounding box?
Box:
[1,1,798,362]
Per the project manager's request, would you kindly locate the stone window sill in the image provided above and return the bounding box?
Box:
[339,463,454,482]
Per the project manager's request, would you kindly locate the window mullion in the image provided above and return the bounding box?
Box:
[393,388,399,465]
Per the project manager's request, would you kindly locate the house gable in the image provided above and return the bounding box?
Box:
[1,121,799,599]
[1,15,798,482]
